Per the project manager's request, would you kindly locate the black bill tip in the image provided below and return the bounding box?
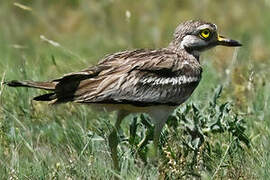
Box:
[217,35,242,47]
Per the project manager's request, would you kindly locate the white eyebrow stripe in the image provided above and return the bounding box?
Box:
[197,24,212,30]
[140,75,200,86]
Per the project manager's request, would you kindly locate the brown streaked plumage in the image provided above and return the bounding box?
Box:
[5,20,242,171]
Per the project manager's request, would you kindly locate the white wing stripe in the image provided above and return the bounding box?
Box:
[141,75,200,86]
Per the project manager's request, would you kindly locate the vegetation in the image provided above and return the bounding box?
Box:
[0,1,269,179]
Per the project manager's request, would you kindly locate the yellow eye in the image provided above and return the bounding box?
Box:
[200,29,211,39]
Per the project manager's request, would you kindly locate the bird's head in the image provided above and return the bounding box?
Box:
[168,20,242,56]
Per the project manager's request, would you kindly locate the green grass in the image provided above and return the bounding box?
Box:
[1,1,270,179]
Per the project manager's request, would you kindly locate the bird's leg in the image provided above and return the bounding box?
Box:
[153,122,165,156]
[148,110,173,158]
[108,110,128,172]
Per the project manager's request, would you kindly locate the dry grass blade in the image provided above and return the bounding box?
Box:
[10,44,28,49]
[40,35,84,62]
[40,35,60,47]
[224,48,240,86]
[13,2,32,11]
[211,141,233,180]
[0,71,6,99]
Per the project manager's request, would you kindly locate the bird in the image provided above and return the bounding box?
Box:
[5,20,242,171]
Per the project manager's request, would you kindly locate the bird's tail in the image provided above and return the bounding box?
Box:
[5,80,56,90]
[5,80,57,102]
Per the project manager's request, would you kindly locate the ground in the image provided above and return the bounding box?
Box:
[0,1,270,179]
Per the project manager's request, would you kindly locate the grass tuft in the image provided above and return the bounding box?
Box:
[1,1,270,179]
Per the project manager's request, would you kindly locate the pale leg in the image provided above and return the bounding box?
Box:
[149,107,176,155]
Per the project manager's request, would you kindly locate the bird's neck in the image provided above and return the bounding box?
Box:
[186,49,200,60]
[167,41,200,61]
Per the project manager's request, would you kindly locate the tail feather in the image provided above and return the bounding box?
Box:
[5,80,56,90]
[33,93,57,101]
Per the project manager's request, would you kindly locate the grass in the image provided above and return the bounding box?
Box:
[1,1,270,179]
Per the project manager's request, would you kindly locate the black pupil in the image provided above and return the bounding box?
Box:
[204,30,209,35]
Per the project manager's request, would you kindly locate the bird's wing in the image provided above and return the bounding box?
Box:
[61,48,202,106]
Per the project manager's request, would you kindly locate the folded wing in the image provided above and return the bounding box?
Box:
[71,49,202,106]
[6,49,202,106]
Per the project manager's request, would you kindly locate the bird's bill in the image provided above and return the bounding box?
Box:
[217,35,242,47]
